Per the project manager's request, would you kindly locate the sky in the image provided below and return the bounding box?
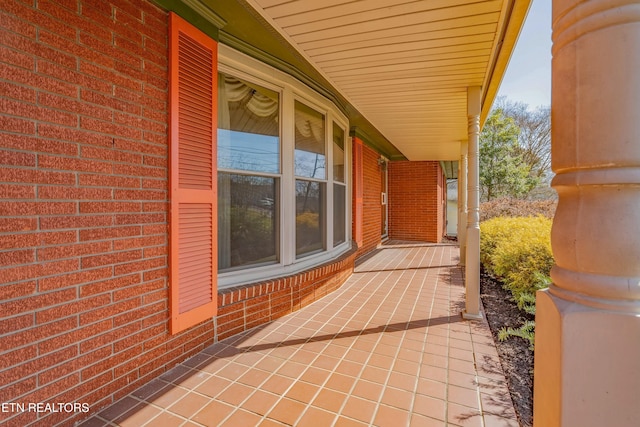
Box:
[497,0,552,109]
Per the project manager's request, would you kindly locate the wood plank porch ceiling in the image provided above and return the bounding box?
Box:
[244,0,524,161]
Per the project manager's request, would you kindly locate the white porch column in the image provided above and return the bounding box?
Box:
[463,86,482,320]
[534,1,640,426]
[458,141,468,266]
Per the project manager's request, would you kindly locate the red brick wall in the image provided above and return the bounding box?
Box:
[0,2,187,426]
[0,3,358,426]
[388,161,444,243]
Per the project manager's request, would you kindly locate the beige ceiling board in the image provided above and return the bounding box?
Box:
[262,0,443,19]
[377,113,467,121]
[390,134,463,140]
[341,79,484,96]
[389,129,464,136]
[356,98,465,109]
[401,142,462,151]
[353,89,468,101]
[275,1,502,38]
[300,21,498,55]
[337,75,486,92]
[308,33,496,63]
[382,125,466,133]
[401,145,462,161]
[399,139,465,147]
[243,0,530,161]
[329,57,488,79]
[403,138,464,146]
[382,127,466,135]
[320,47,493,74]
[297,14,499,51]
[363,106,467,115]
[317,43,494,69]
[362,94,466,104]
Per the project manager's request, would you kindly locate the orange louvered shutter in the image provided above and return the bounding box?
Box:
[169,13,217,334]
[353,137,364,248]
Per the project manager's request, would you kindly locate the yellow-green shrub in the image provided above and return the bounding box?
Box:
[480,216,523,267]
[481,215,553,311]
[480,215,553,349]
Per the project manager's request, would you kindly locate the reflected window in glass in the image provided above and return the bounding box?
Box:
[218,173,278,270]
[295,180,325,257]
[218,73,280,173]
[294,101,325,179]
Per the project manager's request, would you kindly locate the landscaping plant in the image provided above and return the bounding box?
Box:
[480,215,554,349]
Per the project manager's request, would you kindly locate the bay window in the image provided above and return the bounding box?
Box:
[217,73,280,271]
[217,46,351,287]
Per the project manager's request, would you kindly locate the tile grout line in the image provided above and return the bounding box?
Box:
[405,244,439,423]
[325,244,418,426]
[451,244,487,427]
[444,244,453,426]
[208,256,401,425]
[86,244,487,427]
[254,244,410,426]
[366,244,435,425]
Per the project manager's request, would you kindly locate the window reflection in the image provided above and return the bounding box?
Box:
[218,173,278,270]
[218,74,280,173]
[333,183,346,246]
[294,101,325,179]
[296,180,325,257]
[333,123,345,183]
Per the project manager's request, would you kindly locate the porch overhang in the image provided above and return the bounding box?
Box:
[162,0,532,160]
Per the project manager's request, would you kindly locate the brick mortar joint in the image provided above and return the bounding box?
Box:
[217,247,357,306]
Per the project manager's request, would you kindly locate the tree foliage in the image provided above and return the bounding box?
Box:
[498,99,552,180]
[479,98,553,201]
[479,108,539,201]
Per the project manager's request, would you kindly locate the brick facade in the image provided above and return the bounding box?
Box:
[388,161,445,243]
[0,2,358,426]
[0,1,442,426]
[0,2,174,426]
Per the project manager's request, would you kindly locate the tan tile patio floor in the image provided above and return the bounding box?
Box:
[80,242,518,427]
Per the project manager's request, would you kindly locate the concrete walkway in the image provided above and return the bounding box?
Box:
[81,242,518,426]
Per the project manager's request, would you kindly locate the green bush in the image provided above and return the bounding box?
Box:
[480,215,554,349]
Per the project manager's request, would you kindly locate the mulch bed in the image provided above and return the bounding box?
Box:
[480,270,534,427]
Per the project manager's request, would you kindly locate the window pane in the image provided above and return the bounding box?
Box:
[333,183,346,246]
[295,101,325,179]
[296,180,325,257]
[218,73,280,173]
[333,123,345,183]
[218,173,278,270]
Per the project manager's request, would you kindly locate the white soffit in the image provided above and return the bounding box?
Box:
[244,0,516,161]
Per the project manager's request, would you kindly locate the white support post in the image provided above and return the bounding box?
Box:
[458,142,468,265]
[463,86,482,320]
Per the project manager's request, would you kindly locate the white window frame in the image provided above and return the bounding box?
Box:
[217,45,352,288]
[332,121,348,248]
